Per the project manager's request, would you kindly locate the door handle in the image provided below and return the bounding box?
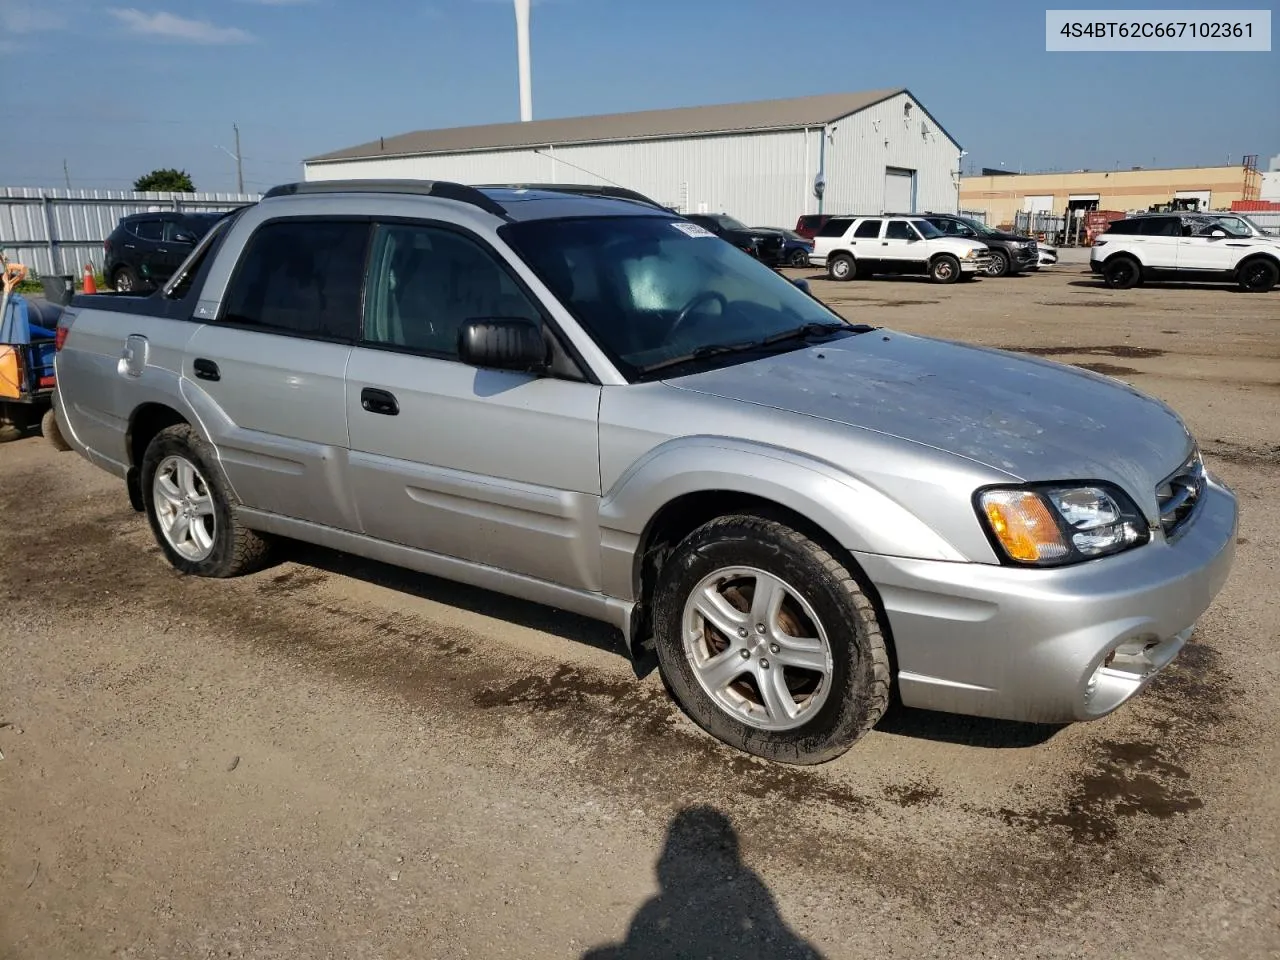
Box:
[193,358,220,382]
[360,387,399,416]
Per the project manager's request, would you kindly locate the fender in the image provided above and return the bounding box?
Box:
[597,435,968,602]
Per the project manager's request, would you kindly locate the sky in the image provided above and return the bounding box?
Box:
[2,0,1277,194]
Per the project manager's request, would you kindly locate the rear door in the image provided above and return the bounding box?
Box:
[344,220,603,592]
[1134,216,1183,272]
[128,218,167,285]
[847,218,883,267]
[181,217,369,531]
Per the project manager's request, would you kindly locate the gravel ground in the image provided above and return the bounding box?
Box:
[1,265,1277,959]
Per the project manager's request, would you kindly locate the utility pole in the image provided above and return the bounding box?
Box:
[63,159,71,189]
[233,123,244,194]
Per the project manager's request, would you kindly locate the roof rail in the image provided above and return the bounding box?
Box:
[261,179,509,218]
[474,182,670,210]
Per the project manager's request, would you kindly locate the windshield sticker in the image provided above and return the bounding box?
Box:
[672,221,716,238]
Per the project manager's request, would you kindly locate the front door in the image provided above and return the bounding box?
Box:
[881,219,928,274]
[184,216,370,531]
[1177,222,1249,273]
[345,221,603,592]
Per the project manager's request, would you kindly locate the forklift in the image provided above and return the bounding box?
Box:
[0,257,70,448]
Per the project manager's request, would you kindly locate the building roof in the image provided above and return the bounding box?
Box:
[307,88,913,164]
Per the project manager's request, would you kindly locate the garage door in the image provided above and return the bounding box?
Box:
[884,168,914,213]
[1023,194,1055,213]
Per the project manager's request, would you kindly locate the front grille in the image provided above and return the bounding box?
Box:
[1156,450,1206,539]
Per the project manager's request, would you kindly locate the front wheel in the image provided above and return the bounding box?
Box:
[141,424,271,577]
[986,250,1010,277]
[1238,258,1278,293]
[652,515,890,764]
[929,255,961,284]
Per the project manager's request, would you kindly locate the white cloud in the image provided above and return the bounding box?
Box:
[0,0,68,33]
[107,8,256,43]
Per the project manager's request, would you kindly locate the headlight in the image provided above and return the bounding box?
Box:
[976,484,1149,566]
[962,249,978,259]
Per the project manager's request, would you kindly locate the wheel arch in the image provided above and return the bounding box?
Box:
[125,402,190,511]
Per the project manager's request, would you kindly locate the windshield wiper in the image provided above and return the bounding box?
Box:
[639,340,763,375]
[757,321,871,347]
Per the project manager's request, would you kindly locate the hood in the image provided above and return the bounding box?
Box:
[936,237,988,255]
[982,230,1032,242]
[666,331,1193,509]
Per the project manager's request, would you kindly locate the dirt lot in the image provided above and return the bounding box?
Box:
[2,267,1278,959]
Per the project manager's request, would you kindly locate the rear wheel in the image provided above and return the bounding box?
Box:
[652,515,890,764]
[0,402,30,443]
[41,406,71,451]
[141,424,271,577]
[929,255,961,284]
[827,255,854,282]
[1103,256,1141,289]
[112,265,140,293]
[788,248,810,267]
[1238,257,1278,293]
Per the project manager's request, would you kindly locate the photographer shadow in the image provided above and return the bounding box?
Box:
[582,805,824,960]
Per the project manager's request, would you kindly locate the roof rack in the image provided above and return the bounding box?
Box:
[261,179,509,218]
[473,182,670,210]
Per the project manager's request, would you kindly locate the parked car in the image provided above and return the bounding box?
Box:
[917,213,1039,277]
[795,214,838,240]
[104,211,230,293]
[54,180,1238,765]
[1035,241,1059,268]
[810,215,992,283]
[756,227,814,267]
[684,214,786,266]
[1091,213,1280,291]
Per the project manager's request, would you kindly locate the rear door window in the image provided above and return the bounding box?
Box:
[853,219,883,239]
[221,219,370,341]
[131,219,163,242]
[1138,217,1181,237]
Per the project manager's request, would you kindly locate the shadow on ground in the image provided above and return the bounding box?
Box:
[876,702,1064,748]
[582,805,824,960]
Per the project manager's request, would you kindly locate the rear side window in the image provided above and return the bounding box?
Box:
[1105,220,1138,235]
[131,219,163,241]
[817,218,853,237]
[853,219,883,239]
[1138,217,1181,237]
[222,219,370,340]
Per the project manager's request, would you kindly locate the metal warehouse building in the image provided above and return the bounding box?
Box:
[303,88,963,227]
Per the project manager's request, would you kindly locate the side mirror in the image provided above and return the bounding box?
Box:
[791,278,812,295]
[457,318,547,372]
[1209,228,1227,238]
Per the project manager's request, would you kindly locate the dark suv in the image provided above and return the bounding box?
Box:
[103,211,230,292]
[918,213,1038,277]
[685,214,786,266]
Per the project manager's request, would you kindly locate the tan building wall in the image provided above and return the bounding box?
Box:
[959,165,1257,227]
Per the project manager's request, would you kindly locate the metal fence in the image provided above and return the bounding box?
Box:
[0,187,260,279]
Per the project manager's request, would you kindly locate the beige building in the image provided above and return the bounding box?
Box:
[960,164,1262,228]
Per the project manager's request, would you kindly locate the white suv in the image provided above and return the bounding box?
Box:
[810,215,992,284]
[1091,214,1279,292]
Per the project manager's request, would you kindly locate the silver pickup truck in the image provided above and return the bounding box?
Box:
[52,181,1237,764]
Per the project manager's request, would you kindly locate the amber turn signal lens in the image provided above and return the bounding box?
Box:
[981,490,1070,563]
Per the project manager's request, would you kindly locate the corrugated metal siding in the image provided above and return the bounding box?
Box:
[0,187,258,278]
[305,128,818,228]
[303,92,958,227]
[822,92,961,215]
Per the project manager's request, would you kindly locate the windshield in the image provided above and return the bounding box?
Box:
[911,219,944,239]
[958,216,997,236]
[501,215,850,379]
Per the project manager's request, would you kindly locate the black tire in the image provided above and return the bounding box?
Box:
[929,254,961,284]
[0,402,29,443]
[986,250,1010,277]
[141,423,271,577]
[1102,256,1141,290]
[1237,257,1278,293]
[788,248,810,268]
[827,254,855,282]
[112,265,140,293]
[41,406,71,451]
[652,515,891,765]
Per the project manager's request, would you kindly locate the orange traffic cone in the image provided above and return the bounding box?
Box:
[82,263,97,295]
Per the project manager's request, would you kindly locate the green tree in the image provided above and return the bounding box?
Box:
[133,168,196,192]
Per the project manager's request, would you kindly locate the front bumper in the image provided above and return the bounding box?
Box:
[960,255,993,273]
[854,477,1238,724]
